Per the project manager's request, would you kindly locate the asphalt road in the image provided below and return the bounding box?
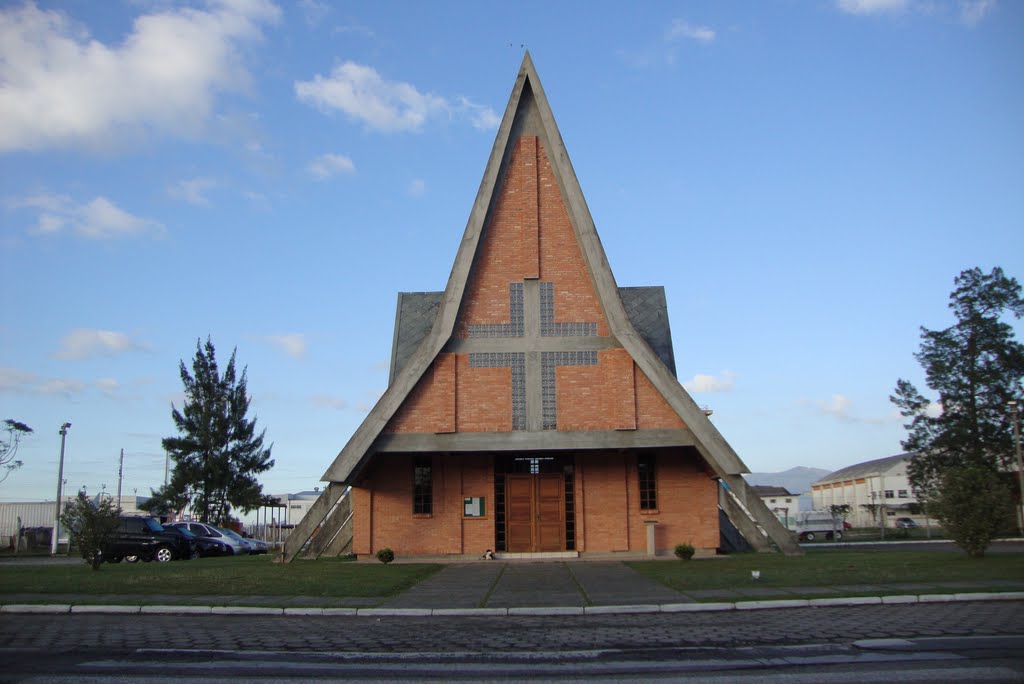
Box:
[1,600,1022,681]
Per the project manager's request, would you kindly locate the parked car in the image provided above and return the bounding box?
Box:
[165,522,246,555]
[220,528,263,555]
[105,516,195,564]
[895,517,918,529]
[162,524,232,558]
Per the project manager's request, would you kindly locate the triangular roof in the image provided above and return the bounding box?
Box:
[322,53,749,484]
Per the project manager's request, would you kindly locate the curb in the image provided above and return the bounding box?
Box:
[2,592,1021,618]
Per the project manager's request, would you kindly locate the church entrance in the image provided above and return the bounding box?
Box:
[506,473,563,552]
[494,455,575,553]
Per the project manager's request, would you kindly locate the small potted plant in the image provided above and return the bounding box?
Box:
[376,547,395,564]
[674,542,695,560]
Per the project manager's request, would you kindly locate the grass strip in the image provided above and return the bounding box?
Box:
[0,555,443,598]
[626,548,1024,592]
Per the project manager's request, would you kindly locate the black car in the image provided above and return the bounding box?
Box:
[161,524,231,558]
[105,516,195,563]
[165,522,243,555]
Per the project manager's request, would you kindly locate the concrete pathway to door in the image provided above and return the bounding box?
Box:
[379,561,684,610]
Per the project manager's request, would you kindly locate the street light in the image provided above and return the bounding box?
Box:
[51,422,71,555]
[1009,401,1024,536]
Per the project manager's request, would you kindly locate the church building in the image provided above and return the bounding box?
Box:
[282,55,798,561]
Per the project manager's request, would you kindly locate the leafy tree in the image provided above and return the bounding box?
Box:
[149,338,274,526]
[928,466,1014,557]
[60,492,120,570]
[1,419,33,485]
[891,267,1024,497]
[828,504,851,521]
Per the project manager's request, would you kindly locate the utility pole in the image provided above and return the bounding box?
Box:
[116,448,124,512]
[51,423,71,555]
[1009,401,1024,536]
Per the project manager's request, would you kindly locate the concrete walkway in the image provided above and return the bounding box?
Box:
[2,560,1023,616]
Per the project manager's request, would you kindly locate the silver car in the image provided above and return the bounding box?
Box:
[166,522,245,555]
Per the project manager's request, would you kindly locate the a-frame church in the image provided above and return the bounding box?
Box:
[281,55,800,561]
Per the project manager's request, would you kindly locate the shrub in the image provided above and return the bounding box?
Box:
[928,466,1014,558]
[376,547,395,564]
[59,492,120,571]
[674,543,695,560]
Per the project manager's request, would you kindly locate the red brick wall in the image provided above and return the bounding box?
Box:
[385,353,456,433]
[351,451,718,556]
[556,349,636,431]
[455,355,512,432]
[635,365,686,429]
[350,454,496,556]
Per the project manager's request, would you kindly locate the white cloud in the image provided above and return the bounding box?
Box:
[959,0,995,25]
[408,178,426,197]
[167,177,217,206]
[683,370,737,393]
[265,333,306,359]
[298,0,329,27]
[0,0,280,153]
[813,393,903,424]
[311,394,347,410]
[295,62,498,133]
[307,153,355,180]
[836,0,910,14]
[9,193,163,239]
[0,367,86,397]
[55,329,148,360]
[666,19,716,43]
[456,96,501,130]
[95,378,120,396]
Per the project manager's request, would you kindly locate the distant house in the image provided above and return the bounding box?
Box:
[751,486,799,529]
[810,454,928,528]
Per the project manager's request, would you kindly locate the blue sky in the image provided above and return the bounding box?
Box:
[2,0,1022,509]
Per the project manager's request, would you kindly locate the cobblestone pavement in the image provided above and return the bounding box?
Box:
[1,601,1021,654]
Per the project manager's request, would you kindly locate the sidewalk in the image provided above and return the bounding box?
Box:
[2,560,1023,617]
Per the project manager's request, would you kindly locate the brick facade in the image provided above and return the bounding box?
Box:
[360,130,718,558]
[350,450,718,556]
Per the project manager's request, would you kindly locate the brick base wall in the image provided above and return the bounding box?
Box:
[351,449,719,556]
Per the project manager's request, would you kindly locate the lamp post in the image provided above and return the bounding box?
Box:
[1009,401,1024,536]
[51,422,71,555]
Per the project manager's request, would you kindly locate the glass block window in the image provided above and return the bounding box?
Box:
[413,456,432,515]
[638,454,657,511]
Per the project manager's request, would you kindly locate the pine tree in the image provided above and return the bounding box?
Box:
[150,338,274,525]
[891,267,1024,497]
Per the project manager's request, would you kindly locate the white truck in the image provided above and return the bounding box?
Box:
[795,511,844,541]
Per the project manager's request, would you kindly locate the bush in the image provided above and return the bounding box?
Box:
[59,492,120,570]
[375,547,395,564]
[674,543,695,560]
[928,466,1014,558]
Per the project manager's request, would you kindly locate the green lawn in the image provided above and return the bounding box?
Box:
[626,548,1024,592]
[0,555,442,598]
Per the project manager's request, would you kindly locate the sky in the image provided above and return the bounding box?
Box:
[2,0,1022,511]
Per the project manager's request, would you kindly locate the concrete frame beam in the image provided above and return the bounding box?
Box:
[279,483,345,563]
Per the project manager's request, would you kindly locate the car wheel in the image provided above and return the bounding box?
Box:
[154,545,174,563]
[804,532,816,541]
[833,531,843,541]
[125,555,139,563]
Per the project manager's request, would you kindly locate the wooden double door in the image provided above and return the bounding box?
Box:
[505,473,564,552]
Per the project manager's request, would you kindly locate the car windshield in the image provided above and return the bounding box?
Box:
[175,527,197,539]
[219,528,245,542]
[144,518,165,533]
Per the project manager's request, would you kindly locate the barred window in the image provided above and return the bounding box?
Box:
[413,456,432,515]
[638,454,657,510]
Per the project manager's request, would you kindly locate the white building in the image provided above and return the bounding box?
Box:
[810,454,929,528]
[751,486,800,529]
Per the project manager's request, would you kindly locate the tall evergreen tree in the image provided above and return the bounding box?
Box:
[891,267,1024,497]
[150,338,274,525]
